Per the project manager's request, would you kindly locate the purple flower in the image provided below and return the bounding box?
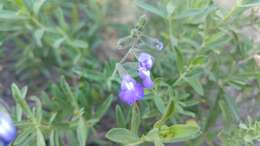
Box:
[138,53,153,70]
[119,75,144,105]
[0,112,16,146]
[154,39,164,51]
[138,67,153,88]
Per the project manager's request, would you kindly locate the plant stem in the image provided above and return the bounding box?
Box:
[168,18,174,48]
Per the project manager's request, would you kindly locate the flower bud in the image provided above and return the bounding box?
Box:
[141,36,164,51]
[153,39,164,51]
[138,67,153,89]
[135,15,147,32]
[138,52,153,70]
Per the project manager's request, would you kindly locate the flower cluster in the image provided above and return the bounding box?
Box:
[119,52,155,105]
[0,112,16,146]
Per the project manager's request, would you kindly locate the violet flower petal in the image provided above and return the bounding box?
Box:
[142,78,154,89]
[138,53,153,70]
[138,67,154,88]
[119,75,144,105]
[0,112,16,145]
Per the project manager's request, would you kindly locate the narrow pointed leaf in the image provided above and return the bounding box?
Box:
[185,76,204,96]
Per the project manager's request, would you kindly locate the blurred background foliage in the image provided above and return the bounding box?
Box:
[0,0,260,146]
[0,0,132,89]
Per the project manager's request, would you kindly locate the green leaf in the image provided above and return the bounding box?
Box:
[0,10,27,20]
[131,104,141,135]
[239,2,260,7]
[53,38,65,49]
[175,48,184,73]
[16,86,27,121]
[204,95,220,131]
[60,77,78,108]
[145,128,160,142]
[228,79,247,87]
[11,84,32,117]
[159,120,201,143]
[106,128,140,144]
[55,8,68,29]
[94,95,113,122]
[176,104,195,118]
[36,129,46,146]
[135,0,167,18]
[153,95,166,114]
[31,96,43,122]
[33,0,46,15]
[73,69,103,82]
[115,105,126,128]
[155,139,165,146]
[14,127,34,145]
[219,100,233,127]
[175,7,216,20]
[77,117,88,146]
[48,113,57,124]
[49,130,55,146]
[145,128,164,145]
[223,95,240,122]
[154,100,175,128]
[191,56,206,66]
[166,1,175,17]
[185,76,204,96]
[68,40,88,49]
[48,130,60,146]
[0,25,23,31]
[34,28,45,47]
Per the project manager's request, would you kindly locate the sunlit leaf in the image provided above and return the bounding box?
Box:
[159,120,201,143]
[106,128,140,144]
